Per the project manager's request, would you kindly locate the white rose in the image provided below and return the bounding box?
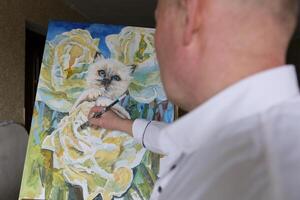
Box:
[37,29,100,112]
[42,98,146,200]
[106,27,167,103]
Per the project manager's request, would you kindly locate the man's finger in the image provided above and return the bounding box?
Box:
[90,106,104,113]
[89,117,101,127]
[88,106,104,119]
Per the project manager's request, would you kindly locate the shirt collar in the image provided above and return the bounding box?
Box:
[161,65,299,154]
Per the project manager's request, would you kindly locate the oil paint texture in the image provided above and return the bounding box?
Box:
[19,21,174,200]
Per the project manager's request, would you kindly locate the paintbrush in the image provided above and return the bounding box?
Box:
[77,92,128,131]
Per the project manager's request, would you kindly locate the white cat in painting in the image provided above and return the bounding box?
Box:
[71,54,133,113]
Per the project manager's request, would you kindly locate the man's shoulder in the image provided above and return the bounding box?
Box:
[215,96,300,154]
[159,97,300,200]
[261,96,300,123]
[220,96,300,139]
[254,96,300,140]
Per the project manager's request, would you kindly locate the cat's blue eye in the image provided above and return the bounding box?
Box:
[111,75,121,81]
[98,70,106,77]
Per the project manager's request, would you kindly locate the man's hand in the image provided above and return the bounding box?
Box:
[88,106,134,136]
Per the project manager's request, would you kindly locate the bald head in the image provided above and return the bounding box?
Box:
[155,0,299,110]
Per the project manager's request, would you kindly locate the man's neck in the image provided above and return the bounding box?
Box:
[187,42,287,111]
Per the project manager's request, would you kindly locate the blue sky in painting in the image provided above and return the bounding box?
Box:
[46,21,124,58]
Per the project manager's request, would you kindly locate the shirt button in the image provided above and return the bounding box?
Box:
[158,186,162,193]
[170,164,177,170]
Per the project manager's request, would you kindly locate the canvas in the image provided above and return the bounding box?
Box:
[19,21,174,200]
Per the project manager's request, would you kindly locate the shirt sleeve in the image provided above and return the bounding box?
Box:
[132,119,169,155]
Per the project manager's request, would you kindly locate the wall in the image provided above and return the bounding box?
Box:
[0,0,85,124]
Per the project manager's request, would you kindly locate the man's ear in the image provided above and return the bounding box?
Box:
[181,0,203,45]
[94,52,104,62]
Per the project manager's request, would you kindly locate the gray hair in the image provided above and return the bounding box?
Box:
[276,0,299,28]
[172,0,299,35]
[229,0,299,25]
[225,0,297,34]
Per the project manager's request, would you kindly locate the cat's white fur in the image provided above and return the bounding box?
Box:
[70,56,132,113]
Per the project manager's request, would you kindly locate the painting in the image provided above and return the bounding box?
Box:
[19,21,174,200]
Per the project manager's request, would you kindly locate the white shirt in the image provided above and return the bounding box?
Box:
[132,65,300,200]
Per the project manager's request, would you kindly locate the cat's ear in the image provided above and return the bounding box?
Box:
[94,52,104,62]
[128,64,138,74]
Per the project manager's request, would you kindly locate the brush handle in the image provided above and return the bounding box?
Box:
[79,121,90,131]
[78,92,128,131]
